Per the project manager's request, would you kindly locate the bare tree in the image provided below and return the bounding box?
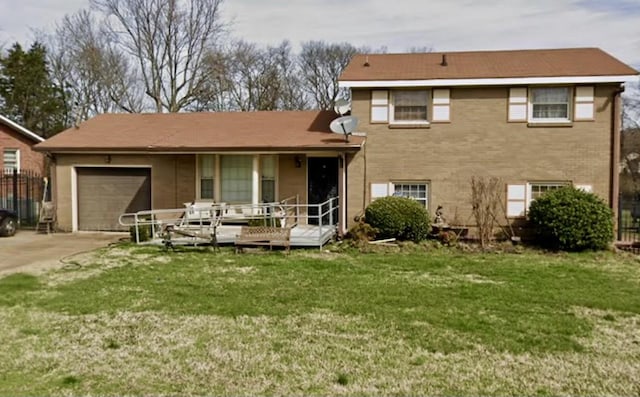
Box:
[91,0,225,112]
[188,48,230,111]
[268,41,308,110]
[299,41,358,110]
[196,40,307,112]
[470,176,503,248]
[223,40,281,111]
[47,10,143,123]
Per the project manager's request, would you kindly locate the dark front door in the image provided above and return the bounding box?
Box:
[307,157,339,225]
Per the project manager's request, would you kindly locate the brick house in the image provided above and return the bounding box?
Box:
[36,111,363,233]
[338,47,638,228]
[35,47,638,237]
[0,114,45,174]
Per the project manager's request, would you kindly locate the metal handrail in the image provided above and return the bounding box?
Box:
[120,196,339,246]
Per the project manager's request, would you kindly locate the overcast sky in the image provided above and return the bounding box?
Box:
[0,0,639,69]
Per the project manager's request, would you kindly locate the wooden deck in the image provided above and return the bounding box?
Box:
[148,224,337,249]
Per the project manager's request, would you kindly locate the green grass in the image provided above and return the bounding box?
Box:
[0,244,639,395]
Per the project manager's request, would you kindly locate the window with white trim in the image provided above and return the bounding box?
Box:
[220,155,253,203]
[530,87,571,122]
[260,155,276,202]
[197,154,280,203]
[371,181,429,209]
[3,149,19,173]
[391,90,429,123]
[506,181,571,217]
[393,183,429,207]
[528,182,568,202]
[198,154,215,199]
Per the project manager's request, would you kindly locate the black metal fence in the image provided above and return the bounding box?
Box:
[0,169,47,225]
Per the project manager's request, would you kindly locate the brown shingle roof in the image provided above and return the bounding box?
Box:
[340,48,638,81]
[35,111,364,152]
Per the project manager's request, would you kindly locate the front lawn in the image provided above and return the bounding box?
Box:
[0,244,639,395]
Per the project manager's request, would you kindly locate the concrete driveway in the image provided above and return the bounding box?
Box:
[0,230,127,275]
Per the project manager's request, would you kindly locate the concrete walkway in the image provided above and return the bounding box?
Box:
[0,230,127,275]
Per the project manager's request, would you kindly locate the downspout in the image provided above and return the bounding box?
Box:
[362,140,368,219]
[612,84,624,236]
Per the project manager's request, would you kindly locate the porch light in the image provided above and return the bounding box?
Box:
[294,156,302,168]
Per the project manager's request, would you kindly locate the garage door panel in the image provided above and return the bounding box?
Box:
[77,168,151,231]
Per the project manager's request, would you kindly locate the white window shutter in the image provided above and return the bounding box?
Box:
[371,183,389,199]
[371,90,389,122]
[506,184,526,217]
[575,184,593,193]
[432,89,450,122]
[508,87,527,122]
[574,86,594,120]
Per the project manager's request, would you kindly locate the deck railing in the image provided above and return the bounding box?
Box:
[119,196,339,247]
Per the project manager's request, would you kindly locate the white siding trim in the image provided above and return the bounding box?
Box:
[252,155,260,205]
[71,167,78,232]
[339,75,637,88]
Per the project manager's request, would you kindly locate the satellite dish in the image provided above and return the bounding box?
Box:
[333,99,351,116]
[330,116,358,142]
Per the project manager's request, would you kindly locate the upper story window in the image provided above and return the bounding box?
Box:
[371,89,450,125]
[391,90,429,123]
[530,87,571,122]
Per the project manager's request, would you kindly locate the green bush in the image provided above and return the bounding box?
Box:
[528,186,613,251]
[364,196,431,242]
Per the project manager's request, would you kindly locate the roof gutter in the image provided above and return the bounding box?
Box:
[339,75,639,88]
[0,115,44,143]
[32,145,365,154]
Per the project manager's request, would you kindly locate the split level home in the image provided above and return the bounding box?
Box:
[35,47,638,242]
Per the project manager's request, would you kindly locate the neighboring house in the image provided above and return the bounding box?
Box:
[35,47,638,236]
[0,115,45,174]
[338,47,638,229]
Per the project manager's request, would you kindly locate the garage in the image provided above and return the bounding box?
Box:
[77,167,151,231]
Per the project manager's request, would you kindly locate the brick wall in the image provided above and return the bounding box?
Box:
[346,85,617,228]
[52,153,315,231]
[53,154,196,231]
[0,124,45,173]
